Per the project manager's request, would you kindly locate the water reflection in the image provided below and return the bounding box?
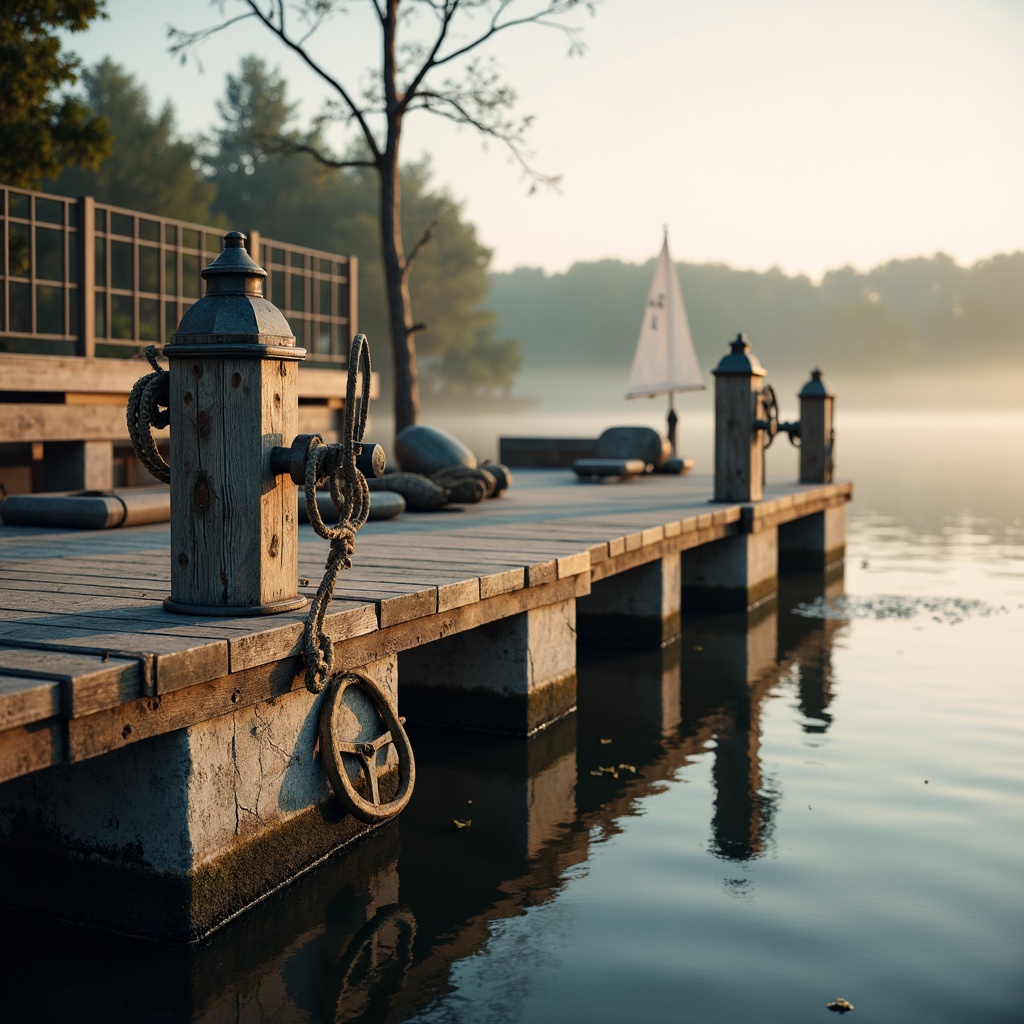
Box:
[3,571,847,1023]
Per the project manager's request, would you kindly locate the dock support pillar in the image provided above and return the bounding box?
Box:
[398,600,577,735]
[41,440,113,491]
[779,506,846,573]
[0,656,398,942]
[681,526,778,611]
[577,554,681,647]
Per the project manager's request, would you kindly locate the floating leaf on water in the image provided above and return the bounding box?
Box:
[693,645,703,651]
[618,763,636,773]
[599,738,613,745]
[453,819,472,829]
[826,997,854,1013]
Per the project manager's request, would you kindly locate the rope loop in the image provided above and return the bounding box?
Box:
[302,334,373,693]
[126,346,171,484]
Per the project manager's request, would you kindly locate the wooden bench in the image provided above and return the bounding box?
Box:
[0,353,377,493]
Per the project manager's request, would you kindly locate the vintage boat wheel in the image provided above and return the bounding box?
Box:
[319,670,415,824]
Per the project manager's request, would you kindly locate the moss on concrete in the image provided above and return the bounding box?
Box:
[0,786,399,942]
[681,574,779,613]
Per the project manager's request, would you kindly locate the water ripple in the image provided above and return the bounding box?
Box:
[792,594,1009,624]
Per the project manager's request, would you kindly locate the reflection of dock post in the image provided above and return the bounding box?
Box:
[398,600,577,735]
[681,605,779,860]
[577,552,682,646]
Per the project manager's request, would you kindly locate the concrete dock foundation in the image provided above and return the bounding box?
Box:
[779,505,846,573]
[0,656,398,941]
[398,600,578,735]
[681,527,779,611]
[577,553,682,647]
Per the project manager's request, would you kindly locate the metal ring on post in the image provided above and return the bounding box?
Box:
[318,670,415,824]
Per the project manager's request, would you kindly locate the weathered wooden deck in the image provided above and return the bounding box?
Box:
[0,469,850,785]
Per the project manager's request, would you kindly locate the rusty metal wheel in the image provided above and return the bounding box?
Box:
[319,670,415,824]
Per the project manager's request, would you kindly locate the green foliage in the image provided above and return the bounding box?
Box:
[44,59,218,223]
[488,252,1024,384]
[0,0,112,187]
[205,57,518,400]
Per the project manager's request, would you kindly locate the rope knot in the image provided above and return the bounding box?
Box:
[302,334,373,693]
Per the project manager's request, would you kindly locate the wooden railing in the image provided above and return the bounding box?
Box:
[0,184,358,365]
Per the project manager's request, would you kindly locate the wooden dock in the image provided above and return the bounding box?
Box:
[0,469,849,784]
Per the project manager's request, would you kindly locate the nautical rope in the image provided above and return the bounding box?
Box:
[126,346,171,484]
[302,334,372,693]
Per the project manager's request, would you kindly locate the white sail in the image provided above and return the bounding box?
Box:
[625,233,706,399]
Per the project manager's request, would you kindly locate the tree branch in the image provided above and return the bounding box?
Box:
[169,0,384,165]
[430,0,593,69]
[405,218,438,275]
[266,136,377,171]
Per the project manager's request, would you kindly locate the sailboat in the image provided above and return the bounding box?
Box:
[625,230,706,455]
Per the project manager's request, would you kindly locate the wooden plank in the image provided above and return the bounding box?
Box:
[0,674,61,729]
[0,645,144,718]
[0,353,366,401]
[64,575,588,762]
[0,720,64,782]
[0,353,148,393]
[0,403,141,442]
[227,601,378,673]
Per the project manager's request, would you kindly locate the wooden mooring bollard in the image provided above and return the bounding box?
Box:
[162,232,308,616]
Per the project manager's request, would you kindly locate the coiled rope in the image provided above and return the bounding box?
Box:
[302,333,372,693]
[125,346,171,484]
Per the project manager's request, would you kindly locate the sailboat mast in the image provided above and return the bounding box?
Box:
[667,391,678,455]
[664,227,677,454]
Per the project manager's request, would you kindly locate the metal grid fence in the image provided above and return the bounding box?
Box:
[0,184,358,365]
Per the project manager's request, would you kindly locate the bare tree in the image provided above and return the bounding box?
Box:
[171,0,595,432]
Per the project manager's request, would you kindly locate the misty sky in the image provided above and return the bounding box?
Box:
[63,0,1023,278]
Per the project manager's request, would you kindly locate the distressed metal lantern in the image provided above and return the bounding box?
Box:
[163,231,307,616]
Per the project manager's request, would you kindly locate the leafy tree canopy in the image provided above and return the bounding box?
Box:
[45,58,218,224]
[0,0,111,187]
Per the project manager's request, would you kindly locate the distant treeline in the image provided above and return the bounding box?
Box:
[488,252,1024,386]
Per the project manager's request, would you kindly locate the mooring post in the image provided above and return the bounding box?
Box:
[713,333,767,502]
[777,368,844,574]
[684,334,779,610]
[163,232,307,616]
[798,368,835,484]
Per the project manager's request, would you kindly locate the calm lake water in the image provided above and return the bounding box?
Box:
[3,410,1022,1023]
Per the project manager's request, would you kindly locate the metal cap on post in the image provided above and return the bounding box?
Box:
[712,334,768,502]
[798,368,835,483]
[163,231,308,616]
